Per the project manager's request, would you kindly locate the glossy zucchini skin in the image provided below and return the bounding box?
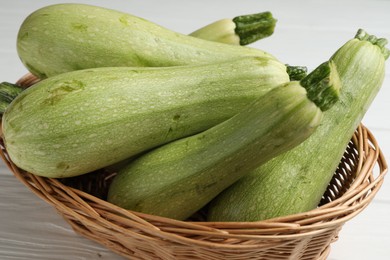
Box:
[2,56,288,178]
[107,81,324,220]
[207,30,388,222]
[17,3,277,78]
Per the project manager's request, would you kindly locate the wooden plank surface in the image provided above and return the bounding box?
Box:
[1,1,389,259]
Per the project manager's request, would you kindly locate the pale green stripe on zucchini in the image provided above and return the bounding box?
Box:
[207,29,388,222]
[107,61,340,220]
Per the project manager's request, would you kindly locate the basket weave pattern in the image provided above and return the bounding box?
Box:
[0,74,387,260]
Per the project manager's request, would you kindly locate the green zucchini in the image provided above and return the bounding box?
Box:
[207,29,389,222]
[189,12,276,45]
[107,61,341,220]
[0,64,305,116]
[0,83,23,116]
[17,3,277,78]
[1,56,289,178]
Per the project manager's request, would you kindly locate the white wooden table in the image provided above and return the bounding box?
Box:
[1,1,389,259]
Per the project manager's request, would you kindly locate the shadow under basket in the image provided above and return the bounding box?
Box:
[0,74,388,260]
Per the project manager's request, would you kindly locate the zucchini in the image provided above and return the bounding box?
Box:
[17,3,277,78]
[0,83,23,116]
[207,29,389,222]
[189,12,276,45]
[107,61,341,220]
[1,56,289,178]
[0,64,305,114]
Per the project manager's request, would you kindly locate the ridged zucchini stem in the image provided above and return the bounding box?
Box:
[300,61,341,111]
[0,82,23,115]
[355,29,390,59]
[233,12,277,45]
[286,65,308,81]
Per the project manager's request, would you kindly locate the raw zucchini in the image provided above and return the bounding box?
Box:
[0,64,305,114]
[17,3,277,78]
[107,61,341,220]
[207,29,389,222]
[1,56,289,178]
[0,83,23,115]
[189,12,276,45]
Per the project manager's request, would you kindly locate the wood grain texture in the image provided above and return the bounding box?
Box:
[1,0,389,259]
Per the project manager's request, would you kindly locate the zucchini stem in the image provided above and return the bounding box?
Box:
[286,65,308,81]
[300,61,341,111]
[355,29,390,59]
[233,12,277,45]
[0,82,24,115]
[189,11,276,46]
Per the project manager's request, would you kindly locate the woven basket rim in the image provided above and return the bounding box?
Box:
[0,73,387,259]
[1,121,386,259]
[2,124,386,226]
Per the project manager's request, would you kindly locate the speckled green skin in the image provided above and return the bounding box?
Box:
[17,3,277,78]
[107,82,323,220]
[208,32,388,222]
[1,57,288,178]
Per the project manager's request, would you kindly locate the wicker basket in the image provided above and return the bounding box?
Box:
[0,74,387,260]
